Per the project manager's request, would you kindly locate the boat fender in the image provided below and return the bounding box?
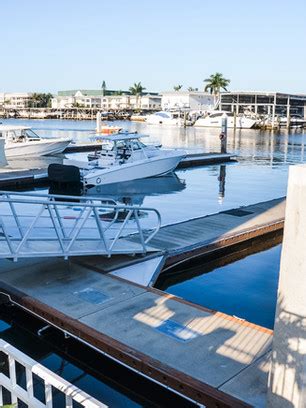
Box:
[96,177,101,184]
[219,132,226,140]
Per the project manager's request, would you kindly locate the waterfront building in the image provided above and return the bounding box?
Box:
[51,89,161,111]
[219,91,306,117]
[0,92,33,109]
[161,91,215,112]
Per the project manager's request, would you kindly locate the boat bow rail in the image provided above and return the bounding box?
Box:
[0,191,161,261]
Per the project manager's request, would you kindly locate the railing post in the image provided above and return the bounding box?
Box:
[8,355,18,404]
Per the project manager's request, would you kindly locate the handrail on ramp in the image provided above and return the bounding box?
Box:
[0,190,161,261]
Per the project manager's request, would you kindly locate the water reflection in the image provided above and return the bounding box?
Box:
[49,173,186,207]
[2,118,306,165]
[156,233,283,329]
[2,118,306,227]
[218,165,226,203]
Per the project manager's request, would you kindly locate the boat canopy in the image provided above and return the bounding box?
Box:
[0,125,32,131]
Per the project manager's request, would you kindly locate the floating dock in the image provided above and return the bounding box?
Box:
[0,197,285,407]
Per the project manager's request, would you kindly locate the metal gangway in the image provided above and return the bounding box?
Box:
[0,191,161,261]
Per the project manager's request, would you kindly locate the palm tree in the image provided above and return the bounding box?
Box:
[173,85,183,91]
[129,82,146,109]
[204,73,230,105]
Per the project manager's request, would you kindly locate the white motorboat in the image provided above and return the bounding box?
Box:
[279,115,306,127]
[49,133,186,187]
[146,111,185,126]
[0,125,72,158]
[194,111,257,129]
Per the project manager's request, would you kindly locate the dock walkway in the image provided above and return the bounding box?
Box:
[0,258,271,407]
[0,197,286,406]
[82,197,285,280]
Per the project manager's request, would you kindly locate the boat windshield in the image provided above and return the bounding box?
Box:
[155,112,171,118]
[23,129,40,140]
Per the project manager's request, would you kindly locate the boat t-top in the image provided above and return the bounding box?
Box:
[0,125,72,158]
[49,133,186,187]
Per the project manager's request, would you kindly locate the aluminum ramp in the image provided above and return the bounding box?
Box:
[0,191,161,261]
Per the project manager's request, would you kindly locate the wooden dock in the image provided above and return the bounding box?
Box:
[0,197,286,407]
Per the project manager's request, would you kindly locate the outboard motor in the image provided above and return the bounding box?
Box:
[48,163,81,184]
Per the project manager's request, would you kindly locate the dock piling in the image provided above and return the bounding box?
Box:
[268,164,306,407]
[96,111,102,133]
[220,117,228,154]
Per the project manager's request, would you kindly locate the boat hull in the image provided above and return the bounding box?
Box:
[194,117,256,129]
[83,153,185,186]
[5,139,71,158]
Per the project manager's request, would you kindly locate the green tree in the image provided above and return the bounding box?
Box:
[29,93,53,108]
[173,85,183,91]
[129,82,146,109]
[204,73,230,104]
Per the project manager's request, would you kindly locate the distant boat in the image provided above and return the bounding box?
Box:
[146,111,185,126]
[279,115,306,127]
[130,114,148,122]
[95,125,123,134]
[194,111,257,129]
[0,125,71,158]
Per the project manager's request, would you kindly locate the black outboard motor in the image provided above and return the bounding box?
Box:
[48,164,82,199]
[48,163,81,184]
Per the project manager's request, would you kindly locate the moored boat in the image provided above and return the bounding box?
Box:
[48,133,186,187]
[146,111,185,126]
[0,125,72,158]
[194,111,256,129]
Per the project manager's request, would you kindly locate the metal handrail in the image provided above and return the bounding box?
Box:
[0,191,161,261]
[0,339,105,407]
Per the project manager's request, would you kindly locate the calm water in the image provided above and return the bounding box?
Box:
[0,118,304,402]
[157,241,282,329]
[2,118,306,227]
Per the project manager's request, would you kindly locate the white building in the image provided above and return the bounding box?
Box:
[161,91,215,112]
[51,90,161,111]
[0,93,33,109]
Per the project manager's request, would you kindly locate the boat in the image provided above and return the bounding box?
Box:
[130,114,148,122]
[279,115,306,128]
[49,173,186,207]
[48,133,186,187]
[146,111,185,126]
[194,111,257,129]
[0,125,72,158]
[96,125,123,134]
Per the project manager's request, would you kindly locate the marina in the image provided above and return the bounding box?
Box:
[0,187,285,406]
[2,1,306,406]
[0,116,304,407]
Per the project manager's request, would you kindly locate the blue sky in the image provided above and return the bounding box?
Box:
[2,0,306,94]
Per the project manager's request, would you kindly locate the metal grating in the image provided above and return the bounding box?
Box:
[222,209,253,217]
